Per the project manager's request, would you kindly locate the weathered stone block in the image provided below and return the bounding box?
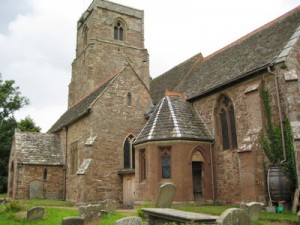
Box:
[115,216,142,225]
[27,206,45,221]
[61,216,84,225]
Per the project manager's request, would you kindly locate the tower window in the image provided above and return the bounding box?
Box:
[114,21,124,41]
[83,25,88,46]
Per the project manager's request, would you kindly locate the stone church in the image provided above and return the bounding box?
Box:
[7,0,300,207]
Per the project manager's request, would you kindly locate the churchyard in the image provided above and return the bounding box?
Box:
[0,193,298,225]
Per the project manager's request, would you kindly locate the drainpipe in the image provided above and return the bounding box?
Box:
[267,66,286,163]
[210,140,215,202]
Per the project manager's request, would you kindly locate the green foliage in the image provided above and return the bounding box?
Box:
[0,77,29,122]
[4,199,22,212]
[260,89,297,183]
[281,118,297,184]
[18,116,41,132]
[260,89,283,164]
[0,118,18,193]
[0,76,31,193]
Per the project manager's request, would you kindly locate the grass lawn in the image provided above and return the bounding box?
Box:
[0,197,298,225]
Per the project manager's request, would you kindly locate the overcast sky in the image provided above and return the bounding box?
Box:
[0,0,299,132]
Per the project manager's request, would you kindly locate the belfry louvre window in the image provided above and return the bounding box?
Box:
[70,142,79,174]
[160,147,171,179]
[219,95,238,150]
[124,134,135,169]
[114,21,124,41]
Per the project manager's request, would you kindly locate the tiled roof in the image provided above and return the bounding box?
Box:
[134,94,213,145]
[14,131,64,165]
[177,7,300,100]
[150,53,203,104]
[48,70,121,133]
[151,7,300,101]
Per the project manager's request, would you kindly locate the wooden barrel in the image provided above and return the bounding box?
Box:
[267,165,292,202]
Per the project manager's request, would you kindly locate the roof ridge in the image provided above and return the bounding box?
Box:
[69,66,126,109]
[203,6,300,62]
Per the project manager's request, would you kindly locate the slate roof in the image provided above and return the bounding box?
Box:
[48,71,121,133]
[150,53,203,104]
[14,131,64,165]
[134,94,213,145]
[151,7,300,101]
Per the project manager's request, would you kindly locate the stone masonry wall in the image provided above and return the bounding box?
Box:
[69,2,150,107]
[63,66,151,203]
[193,74,274,204]
[16,165,64,199]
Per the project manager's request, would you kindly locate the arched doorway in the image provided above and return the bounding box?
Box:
[191,151,204,201]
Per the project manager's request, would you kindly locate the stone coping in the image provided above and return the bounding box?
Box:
[142,208,217,223]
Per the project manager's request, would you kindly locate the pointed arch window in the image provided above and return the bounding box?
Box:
[218,95,238,150]
[124,134,135,169]
[114,21,124,41]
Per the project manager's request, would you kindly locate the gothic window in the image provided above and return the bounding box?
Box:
[124,134,135,169]
[114,21,124,41]
[160,147,171,179]
[70,142,79,174]
[127,92,132,107]
[140,149,146,181]
[218,95,238,150]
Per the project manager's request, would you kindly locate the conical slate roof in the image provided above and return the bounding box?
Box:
[134,94,213,145]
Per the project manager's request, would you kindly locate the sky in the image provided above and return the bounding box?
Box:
[0,0,299,132]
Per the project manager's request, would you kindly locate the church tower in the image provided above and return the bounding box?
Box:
[68,0,150,107]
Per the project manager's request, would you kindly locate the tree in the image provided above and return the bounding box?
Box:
[18,116,41,132]
[0,75,29,193]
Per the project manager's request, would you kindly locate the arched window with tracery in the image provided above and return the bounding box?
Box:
[114,20,125,41]
[217,95,238,150]
[123,134,135,169]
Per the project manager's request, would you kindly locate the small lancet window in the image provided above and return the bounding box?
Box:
[127,92,132,107]
[114,21,124,41]
[218,95,238,150]
[43,168,48,180]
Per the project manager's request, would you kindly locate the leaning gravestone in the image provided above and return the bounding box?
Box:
[27,206,45,221]
[216,208,251,225]
[29,180,43,199]
[156,183,176,208]
[240,202,264,221]
[61,216,84,225]
[115,216,142,225]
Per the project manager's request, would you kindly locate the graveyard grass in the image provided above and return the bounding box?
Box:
[0,196,298,225]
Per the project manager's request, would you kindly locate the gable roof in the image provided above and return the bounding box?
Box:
[150,53,203,104]
[134,94,213,145]
[151,7,300,101]
[14,131,63,165]
[48,68,122,133]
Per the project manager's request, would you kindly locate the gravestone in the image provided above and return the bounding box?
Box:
[115,216,142,225]
[216,208,251,225]
[61,216,84,225]
[240,202,264,221]
[156,183,176,208]
[29,180,43,199]
[27,206,45,221]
